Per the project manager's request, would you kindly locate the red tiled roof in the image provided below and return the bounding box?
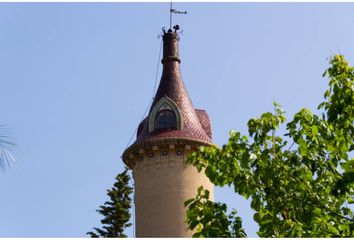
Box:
[125,31,212,154]
[196,109,212,139]
[135,108,212,144]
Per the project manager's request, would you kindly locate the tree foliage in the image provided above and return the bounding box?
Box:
[87,169,133,238]
[186,55,354,237]
[185,186,246,238]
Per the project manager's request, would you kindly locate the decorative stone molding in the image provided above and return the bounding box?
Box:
[127,144,202,172]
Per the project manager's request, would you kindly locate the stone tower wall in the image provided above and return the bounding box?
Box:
[130,144,214,237]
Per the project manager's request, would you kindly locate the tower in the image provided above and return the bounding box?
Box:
[122,26,214,237]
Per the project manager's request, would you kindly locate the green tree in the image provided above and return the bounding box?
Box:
[0,125,16,170]
[87,169,133,238]
[185,55,354,237]
[185,186,246,238]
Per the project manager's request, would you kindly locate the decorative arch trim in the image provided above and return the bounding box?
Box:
[149,96,183,133]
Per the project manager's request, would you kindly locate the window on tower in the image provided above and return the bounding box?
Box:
[154,109,177,130]
[149,97,183,133]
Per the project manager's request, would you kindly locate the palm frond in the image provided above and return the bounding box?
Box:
[0,125,17,171]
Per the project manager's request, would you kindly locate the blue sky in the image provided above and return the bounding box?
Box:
[1,2,354,237]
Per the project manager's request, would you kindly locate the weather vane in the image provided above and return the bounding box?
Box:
[169,2,187,30]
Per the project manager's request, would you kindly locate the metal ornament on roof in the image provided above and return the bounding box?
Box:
[169,2,187,31]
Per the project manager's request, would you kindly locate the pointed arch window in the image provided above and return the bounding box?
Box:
[149,97,183,133]
[154,109,177,130]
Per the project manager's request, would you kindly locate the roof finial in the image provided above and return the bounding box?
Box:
[169,2,187,32]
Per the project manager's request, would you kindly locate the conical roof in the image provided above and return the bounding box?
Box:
[123,30,212,156]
